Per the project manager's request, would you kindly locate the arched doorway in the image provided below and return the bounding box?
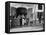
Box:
[16,7,27,26]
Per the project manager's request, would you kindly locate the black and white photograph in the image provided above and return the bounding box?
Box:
[5,1,45,33]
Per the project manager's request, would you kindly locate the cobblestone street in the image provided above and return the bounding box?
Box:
[10,25,43,32]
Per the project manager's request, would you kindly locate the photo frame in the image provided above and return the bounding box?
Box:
[5,1,45,33]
